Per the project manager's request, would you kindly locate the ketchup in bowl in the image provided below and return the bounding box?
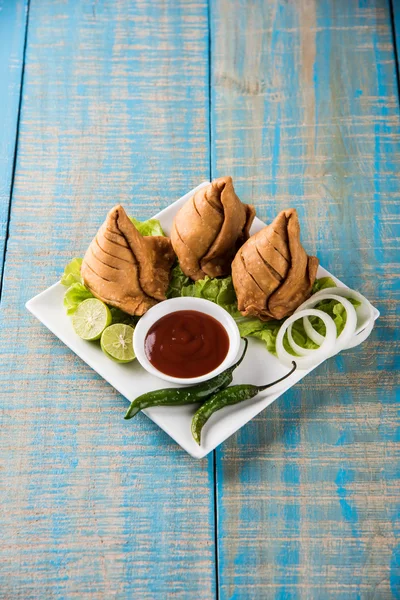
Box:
[144,310,230,378]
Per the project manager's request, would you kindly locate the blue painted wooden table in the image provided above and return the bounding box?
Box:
[0,1,399,598]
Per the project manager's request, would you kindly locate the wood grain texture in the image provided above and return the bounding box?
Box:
[0,1,215,598]
[211,0,400,598]
[392,0,400,70]
[0,0,28,283]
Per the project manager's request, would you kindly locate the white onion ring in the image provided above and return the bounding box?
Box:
[287,323,315,356]
[276,309,337,370]
[310,287,374,335]
[303,315,325,345]
[295,294,358,352]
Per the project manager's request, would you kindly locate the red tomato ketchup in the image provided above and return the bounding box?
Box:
[145,310,230,378]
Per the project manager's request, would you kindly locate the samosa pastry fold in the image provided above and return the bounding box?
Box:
[232,208,318,320]
[81,205,175,316]
[171,176,255,281]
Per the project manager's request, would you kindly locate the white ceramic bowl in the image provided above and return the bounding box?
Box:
[133,297,241,385]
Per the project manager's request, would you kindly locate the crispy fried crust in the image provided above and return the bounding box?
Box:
[232,208,319,320]
[81,205,175,315]
[171,177,255,281]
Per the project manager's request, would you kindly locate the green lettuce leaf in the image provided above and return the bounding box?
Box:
[166,270,351,355]
[63,283,139,323]
[63,283,94,314]
[166,270,362,357]
[181,276,239,317]
[235,317,316,356]
[312,276,336,294]
[280,296,362,355]
[237,318,281,354]
[62,245,354,359]
[237,316,318,357]
[239,300,349,358]
[109,307,139,327]
[309,297,360,336]
[167,264,192,298]
[61,258,83,287]
[61,257,141,321]
[281,320,320,356]
[61,216,164,317]
[167,265,240,317]
[129,217,165,237]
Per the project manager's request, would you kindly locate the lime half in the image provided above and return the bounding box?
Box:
[101,324,135,363]
[72,298,111,341]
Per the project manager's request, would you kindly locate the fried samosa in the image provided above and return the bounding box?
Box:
[81,205,175,315]
[232,208,319,320]
[171,176,255,281]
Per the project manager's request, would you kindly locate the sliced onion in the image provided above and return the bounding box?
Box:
[287,324,314,356]
[276,309,337,370]
[295,293,358,352]
[303,315,325,345]
[310,286,374,335]
[275,286,377,369]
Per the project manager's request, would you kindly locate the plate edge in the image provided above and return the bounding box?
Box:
[25,182,381,458]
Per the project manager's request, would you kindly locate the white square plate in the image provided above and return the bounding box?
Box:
[26,183,379,458]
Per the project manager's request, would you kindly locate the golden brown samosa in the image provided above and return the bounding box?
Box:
[171,177,255,281]
[232,208,319,320]
[81,205,175,315]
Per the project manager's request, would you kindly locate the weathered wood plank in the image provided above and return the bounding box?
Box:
[392,0,400,71]
[0,0,28,283]
[211,0,400,598]
[0,1,215,598]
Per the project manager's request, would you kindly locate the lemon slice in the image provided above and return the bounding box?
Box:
[101,324,135,363]
[72,298,111,341]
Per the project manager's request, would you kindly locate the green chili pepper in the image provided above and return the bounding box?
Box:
[124,339,249,420]
[191,361,297,445]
